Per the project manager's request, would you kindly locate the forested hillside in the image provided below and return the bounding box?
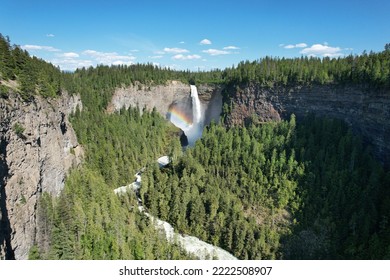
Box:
[31,106,192,260]
[223,47,390,87]
[31,59,194,258]
[0,34,62,100]
[63,44,390,97]
[142,116,390,259]
[2,34,390,259]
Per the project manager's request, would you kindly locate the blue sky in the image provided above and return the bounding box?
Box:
[1,0,389,71]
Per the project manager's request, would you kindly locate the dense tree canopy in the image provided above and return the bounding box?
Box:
[142,116,390,259]
[223,50,390,88]
[33,106,190,260]
[0,34,61,100]
[2,34,389,260]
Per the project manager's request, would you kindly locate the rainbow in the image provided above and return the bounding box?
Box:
[168,105,193,131]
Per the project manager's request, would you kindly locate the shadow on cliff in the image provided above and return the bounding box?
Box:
[202,89,223,126]
[0,137,15,259]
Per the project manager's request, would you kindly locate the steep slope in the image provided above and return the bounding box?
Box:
[0,92,83,259]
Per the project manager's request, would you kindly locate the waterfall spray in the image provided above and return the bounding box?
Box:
[168,85,204,146]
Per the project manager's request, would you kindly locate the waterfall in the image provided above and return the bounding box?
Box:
[190,85,202,124]
[183,85,203,146]
[168,85,204,146]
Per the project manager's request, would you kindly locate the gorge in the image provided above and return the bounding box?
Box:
[107,81,390,167]
[1,35,389,259]
[2,79,389,259]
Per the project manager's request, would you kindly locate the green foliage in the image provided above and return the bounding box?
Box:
[0,34,62,100]
[222,48,390,88]
[20,194,26,205]
[40,106,191,260]
[70,106,181,188]
[28,245,41,260]
[8,29,387,260]
[141,115,390,260]
[13,122,25,138]
[0,84,9,98]
[143,116,301,259]
[282,116,390,259]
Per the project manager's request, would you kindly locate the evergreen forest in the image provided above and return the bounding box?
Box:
[1,34,390,259]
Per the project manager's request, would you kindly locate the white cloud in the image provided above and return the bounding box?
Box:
[223,46,240,50]
[283,43,307,49]
[300,44,343,57]
[50,58,93,71]
[83,50,136,65]
[154,50,165,55]
[200,39,212,45]
[129,49,140,52]
[179,41,185,44]
[149,55,163,59]
[22,44,60,52]
[202,49,230,56]
[46,34,55,37]
[60,52,79,58]
[172,54,201,60]
[163,47,189,54]
[295,43,307,48]
[112,60,130,65]
[83,50,100,56]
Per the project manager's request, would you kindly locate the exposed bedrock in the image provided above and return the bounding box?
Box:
[107,81,223,127]
[0,92,84,259]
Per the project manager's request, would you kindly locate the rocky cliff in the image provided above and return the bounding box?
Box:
[107,81,223,126]
[0,92,83,260]
[107,80,390,166]
[225,83,390,166]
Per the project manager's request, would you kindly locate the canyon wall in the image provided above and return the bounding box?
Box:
[2,79,388,259]
[0,92,83,259]
[107,81,223,126]
[108,81,389,166]
[225,83,390,166]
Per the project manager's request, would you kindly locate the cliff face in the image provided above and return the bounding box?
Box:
[107,81,223,126]
[107,81,190,117]
[108,81,390,166]
[225,83,390,166]
[0,92,83,260]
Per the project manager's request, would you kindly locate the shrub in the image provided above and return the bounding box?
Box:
[13,122,25,138]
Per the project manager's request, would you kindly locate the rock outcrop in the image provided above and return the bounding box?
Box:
[107,81,223,126]
[0,92,83,260]
[225,83,390,166]
[107,81,190,116]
